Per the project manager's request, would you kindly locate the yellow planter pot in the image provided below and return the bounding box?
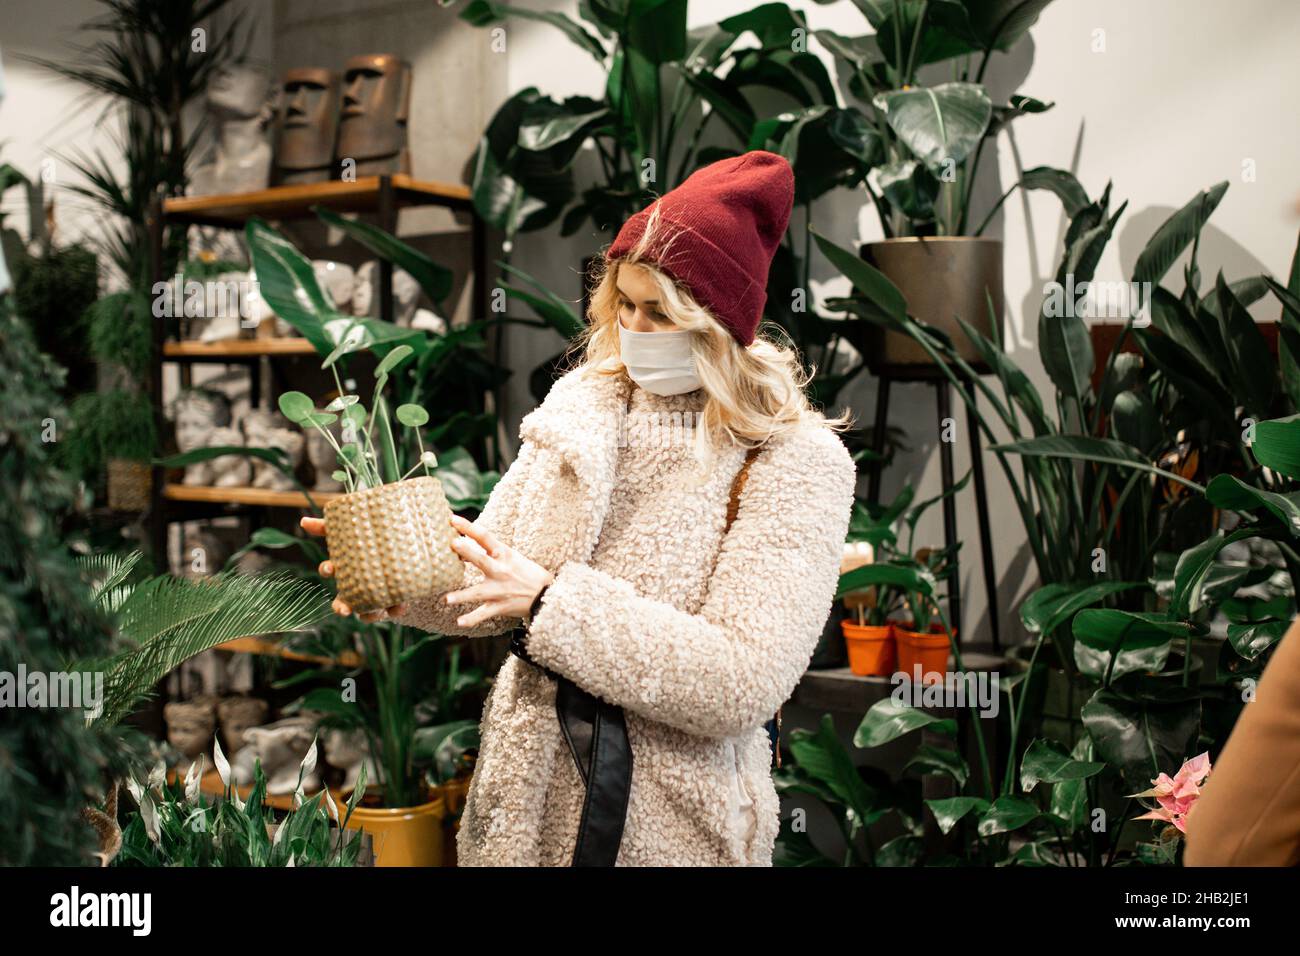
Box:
[343,794,447,867]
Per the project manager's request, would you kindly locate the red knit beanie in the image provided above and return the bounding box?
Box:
[604,150,794,347]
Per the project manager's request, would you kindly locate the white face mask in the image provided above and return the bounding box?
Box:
[618,321,703,396]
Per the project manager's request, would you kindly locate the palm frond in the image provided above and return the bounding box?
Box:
[86,570,331,726]
[76,549,143,614]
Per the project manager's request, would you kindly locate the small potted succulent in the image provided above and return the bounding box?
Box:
[278,343,464,613]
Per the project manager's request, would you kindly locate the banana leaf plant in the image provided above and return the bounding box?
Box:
[445,0,847,245]
[806,0,1057,239]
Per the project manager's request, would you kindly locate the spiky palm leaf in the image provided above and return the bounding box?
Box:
[76,558,330,726]
[78,549,143,614]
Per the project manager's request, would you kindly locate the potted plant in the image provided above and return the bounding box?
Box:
[805,0,1058,369]
[278,344,464,614]
[838,473,968,679]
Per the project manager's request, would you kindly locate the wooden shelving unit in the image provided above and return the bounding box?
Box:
[145,174,489,691]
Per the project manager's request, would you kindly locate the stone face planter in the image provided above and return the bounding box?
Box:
[858,237,1003,371]
[323,476,464,613]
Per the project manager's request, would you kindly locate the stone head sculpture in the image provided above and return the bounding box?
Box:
[275,67,341,184]
[336,54,411,177]
[209,61,271,122]
[173,389,233,485]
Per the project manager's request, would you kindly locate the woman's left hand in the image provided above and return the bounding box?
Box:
[446,513,554,627]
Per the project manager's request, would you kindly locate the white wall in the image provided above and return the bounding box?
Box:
[493,0,1300,647]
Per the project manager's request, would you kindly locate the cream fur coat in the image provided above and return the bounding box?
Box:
[394,367,856,866]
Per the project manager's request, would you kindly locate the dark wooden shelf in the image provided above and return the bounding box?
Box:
[163,174,473,227]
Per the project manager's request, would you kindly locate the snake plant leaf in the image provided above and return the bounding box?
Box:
[1019,738,1106,793]
[925,796,989,835]
[854,697,957,749]
[395,403,430,428]
[1073,609,1186,682]
[1132,181,1228,287]
[873,82,992,175]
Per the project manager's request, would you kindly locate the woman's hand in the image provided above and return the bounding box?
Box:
[444,514,554,628]
[300,516,408,623]
[299,513,553,628]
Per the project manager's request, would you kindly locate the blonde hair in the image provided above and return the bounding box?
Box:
[562,203,853,472]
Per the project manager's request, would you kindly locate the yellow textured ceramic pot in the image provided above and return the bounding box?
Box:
[323,475,464,612]
[343,795,447,867]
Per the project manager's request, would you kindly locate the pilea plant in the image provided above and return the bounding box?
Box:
[278,344,437,492]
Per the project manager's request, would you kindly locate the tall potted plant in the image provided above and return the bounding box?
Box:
[807,0,1056,369]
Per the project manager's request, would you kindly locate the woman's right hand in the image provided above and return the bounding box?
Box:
[300,516,408,624]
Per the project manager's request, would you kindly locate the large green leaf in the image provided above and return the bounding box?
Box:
[787,715,893,826]
[1171,528,1259,618]
[1047,736,1096,830]
[314,206,453,304]
[457,0,607,60]
[1131,181,1228,287]
[977,795,1043,836]
[1205,474,1300,537]
[873,82,992,175]
[811,228,908,324]
[1080,687,1201,792]
[1071,609,1186,682]
[1253,415,1300,480]
[1212,272,1277,418]
[854,697,957,748]
[1019,580,1146,639]
[836,562,935,600]
[1037,307,1093,401]
[1019,738,1105,792]
[962,0,1057,52]
[1020,165,1088,217]
[925,796,988,835]
[992,435,1203,492]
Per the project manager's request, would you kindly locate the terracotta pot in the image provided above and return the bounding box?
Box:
[841,621,895,677]
[343,794,447,867]
[323,476,464,613]
[858,237,1003,371]
[107,459,151,512]
[895,623,954,685]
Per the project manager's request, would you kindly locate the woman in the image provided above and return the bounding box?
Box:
[303,150,857,865]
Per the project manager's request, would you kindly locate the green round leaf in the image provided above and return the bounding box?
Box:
[395,404,429,428]
[277,391,315,423]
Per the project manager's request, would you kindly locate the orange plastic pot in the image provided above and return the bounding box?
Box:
[896,623,954,685]
[841,621,895,677]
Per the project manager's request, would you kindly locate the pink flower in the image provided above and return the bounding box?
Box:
[1131,752,1211,833]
